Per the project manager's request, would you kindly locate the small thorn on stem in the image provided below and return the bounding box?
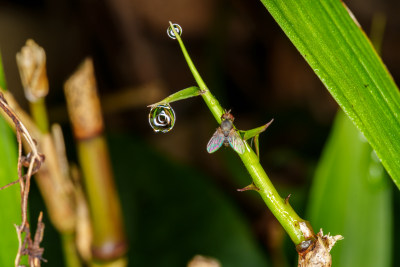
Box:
[237,183,259,192]
[199,89,207,95]
[285,194,292,204]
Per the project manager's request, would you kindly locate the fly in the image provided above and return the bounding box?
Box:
[207,110,245,154]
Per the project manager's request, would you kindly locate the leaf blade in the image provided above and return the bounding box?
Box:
[259,0,400,187]
[240,119,274,141]
[306,111,392,267]
[148,86,202,107]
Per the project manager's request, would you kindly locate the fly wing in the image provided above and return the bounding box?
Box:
[227,129,245,154]
[207,128,225,153]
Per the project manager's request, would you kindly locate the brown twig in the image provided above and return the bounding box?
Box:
[0,178,20,190]
[0,91,45,267]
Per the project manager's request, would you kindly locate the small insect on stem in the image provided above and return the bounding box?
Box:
[207,110,245,154]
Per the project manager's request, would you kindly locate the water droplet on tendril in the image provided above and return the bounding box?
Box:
[148,104,176,133]
[167,23,182,39]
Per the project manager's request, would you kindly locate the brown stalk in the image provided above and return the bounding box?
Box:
[296,227,343,267]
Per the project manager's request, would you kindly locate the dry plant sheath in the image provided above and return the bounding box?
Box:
[297,230,344,267]
[64,58,127,265]
[16,39,49,102]
[0,91,45,266]
[16,39,49,132]
[155,23,343,266]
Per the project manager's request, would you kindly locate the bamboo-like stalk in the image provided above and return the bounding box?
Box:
[16,40,81,267]
[64,58,127,265]
[29,98,49,133]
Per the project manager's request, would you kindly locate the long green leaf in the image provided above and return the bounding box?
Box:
[306,111,392,266]
[0,52,21,266]
[259,0,400,187]
[148,86,202,107]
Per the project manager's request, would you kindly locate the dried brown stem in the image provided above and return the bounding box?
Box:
[0,91,45,267]
[0,178,20,190]
[0,88,83,266]
[297,229,343,267]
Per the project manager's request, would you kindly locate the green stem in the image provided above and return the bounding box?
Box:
[61,233,82,267]
[0,52,7,89]
[77,136,127,262]
[170,22,224,123]
[29,98,49,133]
[240,147,305,244]
[170,22,307,244]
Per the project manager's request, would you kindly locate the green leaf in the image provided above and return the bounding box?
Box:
[239,119,273,158]
[240,119,274,141]
[306,111,392,267]
[259,0,400,188]
[0,52,21,266]
[148,86,202,107]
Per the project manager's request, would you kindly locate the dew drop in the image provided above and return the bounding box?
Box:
[370,150,380,163]
[296,239,314,253]
[148,104,176,133]
[167,23,182,39]
[358,131,367,143]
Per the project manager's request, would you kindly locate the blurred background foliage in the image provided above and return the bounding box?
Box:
[0,0,399,266]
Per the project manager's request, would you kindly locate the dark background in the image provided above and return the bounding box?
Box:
[0,0,399,266]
